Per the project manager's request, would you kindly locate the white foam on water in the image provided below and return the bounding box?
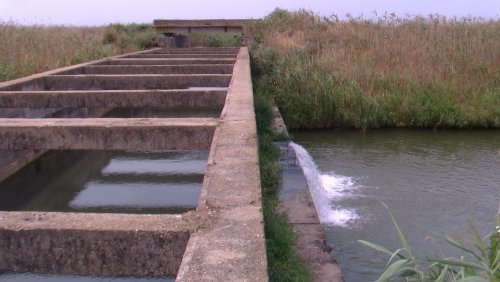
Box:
[289,142,359,227]
[321,173,358,199]
[330,209,359,227]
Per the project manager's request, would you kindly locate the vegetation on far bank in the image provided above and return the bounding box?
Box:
[0,22,160,82]
[247,9,500,130]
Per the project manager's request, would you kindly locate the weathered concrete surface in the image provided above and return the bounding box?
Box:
[272,106,289,136]
[56,64,234,75]
[125,54,237,59]
[99,58,236,66]
[3,74,231,91]
[280,199,343,282]
[0,118,217,150]
[0,89,226,109]
[0,211,192,277]
[149,51,239,55]
[176,47,268,282]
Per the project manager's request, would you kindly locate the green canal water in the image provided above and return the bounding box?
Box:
[291,129,499,282]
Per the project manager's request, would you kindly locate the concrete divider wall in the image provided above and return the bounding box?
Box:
[98,58,236,66]
[176,47,268,282]
[3,74,232,91]
[55,65,235,75]
[0,212,192,277]
[0,90,227,109]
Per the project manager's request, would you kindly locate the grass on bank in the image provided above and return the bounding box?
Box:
[0,22,160,82]
[247,9,500,130]
[254,82,312,281]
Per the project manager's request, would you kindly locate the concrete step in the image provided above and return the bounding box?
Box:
[0,211,190,277]
[0,118,218,150]
[55,64,234,75]
[98,58,236,65]
[0,89,227,109]
[151,47,240,52]
[0,89,227,108]
[148,50,239,55]
[2,74,232,91]
[124,54,237,59]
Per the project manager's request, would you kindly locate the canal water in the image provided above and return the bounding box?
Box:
[290,129,499,282]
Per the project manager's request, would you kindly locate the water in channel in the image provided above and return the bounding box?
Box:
[0,107,213,213]
[289,129,499,282]
[0,149,207,213]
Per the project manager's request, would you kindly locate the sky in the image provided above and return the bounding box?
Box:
[0,0,499,26]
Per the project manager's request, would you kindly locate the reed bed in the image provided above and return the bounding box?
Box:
[0,22,158,82]
[248,9,500,129]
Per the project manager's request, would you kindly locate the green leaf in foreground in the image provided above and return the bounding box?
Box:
[359,201,499,281]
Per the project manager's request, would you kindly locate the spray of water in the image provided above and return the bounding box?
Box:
[289,142,359,227]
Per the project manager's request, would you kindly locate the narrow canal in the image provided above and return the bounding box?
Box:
[290,129,499,282]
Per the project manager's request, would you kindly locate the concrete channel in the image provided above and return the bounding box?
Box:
[0,47,267,280]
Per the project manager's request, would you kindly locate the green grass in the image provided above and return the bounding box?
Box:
[254,80,312,281]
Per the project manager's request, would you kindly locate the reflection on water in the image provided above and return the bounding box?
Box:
[0,273,174,282]
[0,150,208,214]
[292,129,500,282]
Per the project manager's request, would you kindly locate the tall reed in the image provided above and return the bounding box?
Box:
[0,22,159,82]
[248,9,500,129]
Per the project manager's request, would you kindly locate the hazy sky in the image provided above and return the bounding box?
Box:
[1,0,499,25]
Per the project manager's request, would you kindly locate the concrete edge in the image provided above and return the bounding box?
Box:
[0,211,192,231]
[273,110,344,282]
[0,211,193,277]
[176,47,268,282]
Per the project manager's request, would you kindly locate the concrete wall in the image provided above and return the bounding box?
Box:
[0,212,191,277]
